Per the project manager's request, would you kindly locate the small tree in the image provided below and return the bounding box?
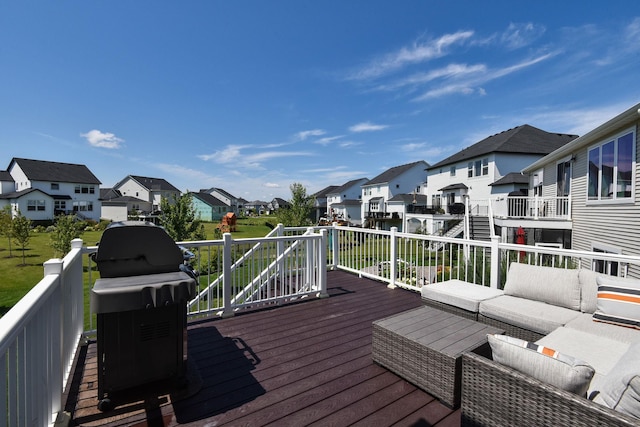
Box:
[12,212,32,265]
[0,205,13,257]
[160,193,201,241]
[50,214,85,257]
[276,183,315,227]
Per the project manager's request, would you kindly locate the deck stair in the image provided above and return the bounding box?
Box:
[469,215,491,241]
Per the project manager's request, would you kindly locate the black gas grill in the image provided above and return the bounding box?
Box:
[90,221,196,411]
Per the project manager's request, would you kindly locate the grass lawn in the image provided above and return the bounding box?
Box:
[0,216,277,318]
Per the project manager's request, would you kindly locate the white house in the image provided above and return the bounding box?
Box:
[326,178,368,225]
[113,175,181,214]
[201,187,242,215]
[361,161,429,230]
[0,158,102,222]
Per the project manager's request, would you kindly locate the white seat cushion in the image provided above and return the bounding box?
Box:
[421,279,503,312]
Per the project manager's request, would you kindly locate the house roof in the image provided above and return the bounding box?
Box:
[0,171,14,182]
[523,102,640,173]
[190,192,227,207]
[490,172,529,186]
[205,187,238,200]
[364,161,428,186]
[119,175,180,193]
[428,125,578,170]
[312,185,339,198]
[329,178,369,195]
[9,158,101,185]
[438,183,468,191]
[332,199,361,206]
[0,187,50,200]
[388,193,429,204]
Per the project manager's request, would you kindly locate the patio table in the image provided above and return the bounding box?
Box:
[372,306,503,407]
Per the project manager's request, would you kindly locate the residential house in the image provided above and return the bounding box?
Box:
[361,161,429,231]
[326,178,369,225]
[268,197,290,214]
[0,158,102,222]
[113,175,181,214]
[311,185,339,223]
[99,188,152,222]
[190,191,229,222]
[201,187,242,215]
[522,101,640,277]
[244,200,268,216]
[408,125,577,240]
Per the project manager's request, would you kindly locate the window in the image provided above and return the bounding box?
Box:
[54,200,66,211]
[51,183,59,190]
[73,201,93,212]
[532,169,544,197]
[370,201,379,210]
[450,166,456,176]
[468,158,489,177]
[75,185,95,194]
[27,200,45,211]
[588,129,634,202]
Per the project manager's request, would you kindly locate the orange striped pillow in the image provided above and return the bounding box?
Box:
[594,276,640,329]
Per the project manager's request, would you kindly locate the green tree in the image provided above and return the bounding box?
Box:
[12,212,32,265]
[160,193,201,241]
[276,183,315,227]
[0,205,13,257]
[50,214,85,257]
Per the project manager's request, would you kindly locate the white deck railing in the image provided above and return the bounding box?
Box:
[3,224,640,425]
[492,195,571,219]
[0,240,85,427]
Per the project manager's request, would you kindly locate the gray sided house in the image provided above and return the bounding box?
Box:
[311,185,339,223]
[326,178,369,225]
[523,101,640,278]
[99,188,151,222]
[201,187,242,215]
[0,158,102,222]
[190,191,229,222]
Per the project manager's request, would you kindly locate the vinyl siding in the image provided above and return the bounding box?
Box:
[571,122,640,277]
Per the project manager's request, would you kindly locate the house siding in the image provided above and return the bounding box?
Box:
[571,122,640,277]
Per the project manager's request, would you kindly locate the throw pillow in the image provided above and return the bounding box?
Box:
[593,275,640,329]
[503,262,581,310]
[488,334,595,396]
[592,342,640,418]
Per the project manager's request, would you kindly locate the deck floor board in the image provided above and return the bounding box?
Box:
[67,270,461,426]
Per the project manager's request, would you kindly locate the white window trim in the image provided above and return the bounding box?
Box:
[585,126,636,206]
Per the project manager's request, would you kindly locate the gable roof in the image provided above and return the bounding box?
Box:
[205,187,238,200]
[0,171,14,182]
[312,185,339,198]
[9,158,101,184]
[428,125,578,170]
[490,172,529,186]
[0,187,51,200]
[118,175,180,193]
[329,178,369,195]
[190,191,227,207]
[524,102,640,173]
[364,161,428,186]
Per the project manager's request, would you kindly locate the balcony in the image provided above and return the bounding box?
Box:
[492,195,571,221]
[2,225,639,426]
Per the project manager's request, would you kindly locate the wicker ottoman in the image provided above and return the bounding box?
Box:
[372,306,503,408]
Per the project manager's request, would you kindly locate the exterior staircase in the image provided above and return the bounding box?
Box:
[469,215,491,241]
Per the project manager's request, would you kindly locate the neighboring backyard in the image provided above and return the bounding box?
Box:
[0,216,276,317]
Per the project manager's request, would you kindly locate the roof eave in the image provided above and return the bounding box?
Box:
[523,103,640,173]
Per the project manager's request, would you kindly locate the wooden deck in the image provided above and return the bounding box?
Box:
[65,270,461,426]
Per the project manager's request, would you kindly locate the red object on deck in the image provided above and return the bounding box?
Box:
[516,226,526,260]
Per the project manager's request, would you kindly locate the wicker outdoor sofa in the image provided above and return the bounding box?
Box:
[421,262,640,426]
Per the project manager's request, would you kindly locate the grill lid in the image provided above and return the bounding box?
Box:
[94,221,184,278]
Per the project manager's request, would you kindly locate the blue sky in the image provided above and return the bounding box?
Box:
[1,2,639,201]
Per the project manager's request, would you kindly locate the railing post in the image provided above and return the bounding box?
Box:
[490,235,500,289]
[534,195,539,219]
[567,194,572,219]
[330,223,339,270]
[221,233,234,318]
[388,227,398,289]
[318,229,329,298]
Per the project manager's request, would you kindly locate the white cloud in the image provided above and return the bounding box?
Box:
[401,142,427,152]
[197,144,248,163]
[348,30,474,80]
[314,135,344,146]
[349,121,389,133]
[295,129,326,141]
[263,182,281,188]
[376,63,487,92]
[81,129,124,149]
[500,23,546,49]
[339,140,362,148]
